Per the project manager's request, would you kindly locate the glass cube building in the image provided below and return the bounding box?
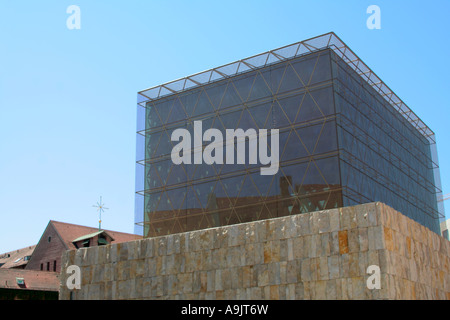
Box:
[135,32,444,237]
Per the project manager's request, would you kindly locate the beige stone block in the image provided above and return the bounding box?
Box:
[279,239,288,261]
[329,209,340,232]
[250,287,263,299]
[326,279,337,300]
[312,280,326,300]
[157,237,168,256]
[118,242,128,261]
[357,252,368,278]
[330,231,340,255]
[242,266,252,288]
[292,237,304,259]
[97,246,108,265]
[294,282,305,300]
[230,267,241,289]
[338,230,349,254]
[320,233,331,257]
[300,258,311,282]
[227,246,240,268]
[254,242,264,265]
[228,224,240,247]
[117,279,132,300]
[178,273,193,294]
[214,269,223,291]
[265,220,275,241]
[287,238,294,261]
[268,262,281,285]
[351,277,365,299]
[244,223,256,244]
[270,285,279,299]
[207,270,217,292]
[368,225,385,250]
[192,271,201,293]
[255,264,268,287]
[279,285,287,299]
[127,240,138,260]
[92,264,105,284]
[309,212,320,234]
[348,252,360,277]
[272,240,281,262]
[202,250,213,270]
[356,207,369,228]
[340,206,357,230]
[310,258,320,281]
[255,220,268,242]
[287,283,296,300]
[298,214,311,236]
[358,227,369,252]
[212,248,227,269]
[166,235,174,256]
[328,255,340,279]
[263,241,272,263]
[347,229,360,253]
[279,261,287,284]
[144,238,154,258]
[318,256,329,280]
[277,217,290,240]
[117,260,130,281]
[75,248,86,266]
[308,234,318,258]
[199,229,213,251]
[318,210,331,234]
[286,260,297,283]
[156,255,167,275]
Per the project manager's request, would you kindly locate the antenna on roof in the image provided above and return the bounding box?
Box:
[92,196,109,230]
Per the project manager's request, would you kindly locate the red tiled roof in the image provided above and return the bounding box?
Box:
[0,245,36,269]
[0,269,59,291]
[50,220,141,250]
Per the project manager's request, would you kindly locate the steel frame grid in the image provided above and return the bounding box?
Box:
[135,33,444,236]
[137,32,434,144]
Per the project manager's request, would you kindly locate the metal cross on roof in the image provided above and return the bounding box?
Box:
[92,196,108,230]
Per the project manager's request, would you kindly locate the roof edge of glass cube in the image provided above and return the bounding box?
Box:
[137,32,434,142]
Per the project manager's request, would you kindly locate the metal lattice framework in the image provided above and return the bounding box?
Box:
[138,32,435,143]
[135,32,444,237]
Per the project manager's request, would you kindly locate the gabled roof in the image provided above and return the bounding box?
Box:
[0,245,36,269]
[71,230,114,243]
[50,220,141,250]
[0,269,59,291]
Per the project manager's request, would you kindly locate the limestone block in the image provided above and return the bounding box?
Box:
[118,242,128,261]
[268,262,281,285]
[368,225,385,250]
[358,227,369,252]
[347,229,360,253]
[256,264,269,287]
[338,230,349,254]
[329,209,340,232]
[244,223,256,244]
[292,237,304,259]
[326,279,337,300]
[286,260,297,283]
[318,210,331,234]
[328,255,340,279]
[330,231,340,255]
[242,265,252,288]
[255,220,268,243]
[297,213,311,236]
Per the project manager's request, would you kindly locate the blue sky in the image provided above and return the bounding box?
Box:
[0,0,449,253]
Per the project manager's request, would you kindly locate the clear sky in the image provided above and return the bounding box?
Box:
[0,0,449,253]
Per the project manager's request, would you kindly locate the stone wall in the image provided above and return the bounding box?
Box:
[59,202,450,300]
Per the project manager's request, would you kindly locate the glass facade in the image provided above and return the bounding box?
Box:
[135,33,444,237]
